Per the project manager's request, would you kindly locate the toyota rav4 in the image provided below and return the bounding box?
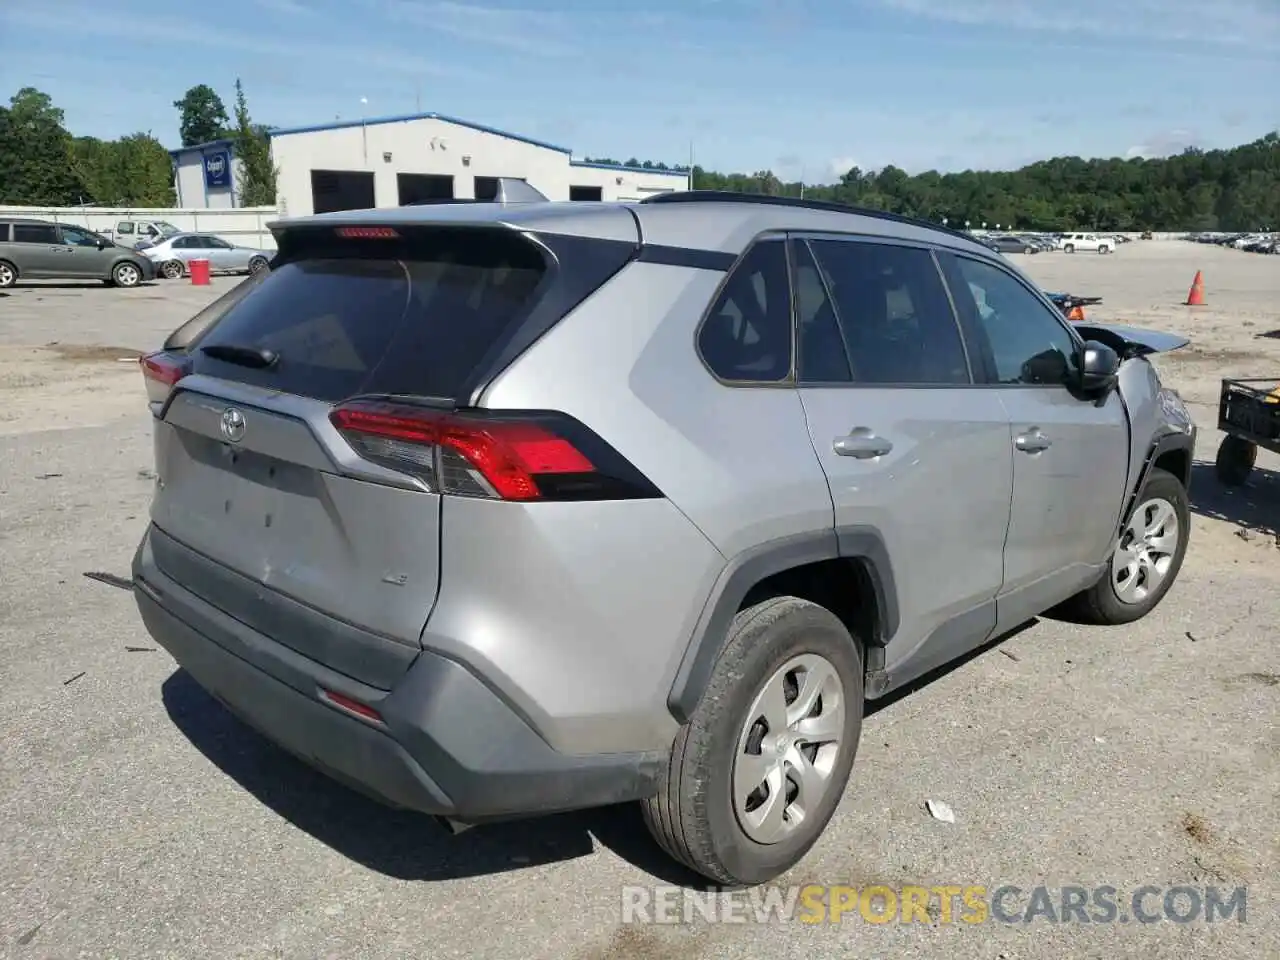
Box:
[132,192,1195,886]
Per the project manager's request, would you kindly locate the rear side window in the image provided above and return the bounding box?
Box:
[698,238,792,382]
[0,223,10,242]
[189,227,549,402]
[13,224,57,244]
[807,239,970,385]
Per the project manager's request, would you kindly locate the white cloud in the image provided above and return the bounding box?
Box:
[1,5,473,78]
[872,0,1280,51]
[378,1,579,56]
[1125,129,1201,159]
[829,156,861,177]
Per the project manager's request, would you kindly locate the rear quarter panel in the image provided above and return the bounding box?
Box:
[476,260,837,752]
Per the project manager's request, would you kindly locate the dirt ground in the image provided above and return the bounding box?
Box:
[1,241,1277,960]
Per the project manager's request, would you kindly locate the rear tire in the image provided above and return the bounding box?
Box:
[1215,435,1256,486]
[0,259,16,288]
[1054,467,1189,625]
[642,597,864,886]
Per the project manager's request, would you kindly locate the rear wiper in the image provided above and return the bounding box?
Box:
[200,343,279,369]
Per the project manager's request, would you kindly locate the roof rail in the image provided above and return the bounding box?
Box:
[640,190,975,243]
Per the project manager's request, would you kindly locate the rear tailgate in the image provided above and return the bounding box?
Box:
[145,220,638,684]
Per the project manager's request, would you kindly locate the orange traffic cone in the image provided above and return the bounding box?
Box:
[1067,306,1085,321]
[1185,270,1205,306]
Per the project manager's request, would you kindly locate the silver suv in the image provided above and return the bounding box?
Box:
[132,192,1196,885]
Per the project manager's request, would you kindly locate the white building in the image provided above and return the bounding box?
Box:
[169,139,246,209]
[267,112,690,218]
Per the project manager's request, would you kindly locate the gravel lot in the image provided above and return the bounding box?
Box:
[1,241,1277,959]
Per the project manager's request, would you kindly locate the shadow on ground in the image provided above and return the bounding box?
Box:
[161,669,705,886]
[1189,460,1280,537]
[162,621,1040,887]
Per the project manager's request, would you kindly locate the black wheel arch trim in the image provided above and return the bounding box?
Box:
[666,525,900,724]
[1121,430,1194,532]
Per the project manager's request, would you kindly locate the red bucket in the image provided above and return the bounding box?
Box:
[189,258,211,286]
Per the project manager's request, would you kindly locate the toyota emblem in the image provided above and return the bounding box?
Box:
[220,407,246,443]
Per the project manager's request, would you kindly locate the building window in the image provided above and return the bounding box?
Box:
[398,173,455,205]
[569,185,603,202]
[474,177,499,201]
[311,170,375,214]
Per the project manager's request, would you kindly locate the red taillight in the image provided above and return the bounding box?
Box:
[335,226,399,239]
[319,688,383,724]
[140,351,188,404]
[330,401,596,501]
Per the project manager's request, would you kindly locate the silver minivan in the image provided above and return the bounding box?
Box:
[0,218,157,287]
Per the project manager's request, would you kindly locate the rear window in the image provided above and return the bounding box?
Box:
[188,227,548,402]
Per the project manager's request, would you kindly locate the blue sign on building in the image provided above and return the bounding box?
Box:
[203,150,232,189]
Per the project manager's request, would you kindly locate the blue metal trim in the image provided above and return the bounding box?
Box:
[569,160,690,176]
[266,111,573,154]
[167,138,237,159]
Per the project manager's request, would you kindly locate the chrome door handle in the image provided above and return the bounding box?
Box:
[834,427,893,459]
[1015,429,1052,453]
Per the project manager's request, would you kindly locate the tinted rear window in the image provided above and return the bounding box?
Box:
[189,227,548,402]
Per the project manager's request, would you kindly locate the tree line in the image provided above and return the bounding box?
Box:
[0,81,277,209]
[606,132,1280,232]
[2,82,1276,230]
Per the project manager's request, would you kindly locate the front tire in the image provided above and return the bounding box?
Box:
[111,262,142,287]
[1064,243,1075,253]
[1054,467,1189,625]
[0,259,16,288]
[248,256,269,275]
[642,597,864,886]
[161,259,184,280]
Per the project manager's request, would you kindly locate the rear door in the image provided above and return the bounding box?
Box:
[937,250,1129,632]
[10,222,63,277]
[148,222,625,658]
[792,234,1014,683]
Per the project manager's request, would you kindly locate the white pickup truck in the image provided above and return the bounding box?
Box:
[107,219,182,249]
[1059,232,1115,254]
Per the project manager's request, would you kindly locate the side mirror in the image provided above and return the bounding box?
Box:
[1079,340,1120,394]
[96,238,110,249]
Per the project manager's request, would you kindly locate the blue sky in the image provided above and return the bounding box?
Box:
[3,0,1278,180]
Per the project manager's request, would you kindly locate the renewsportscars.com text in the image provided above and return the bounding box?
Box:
[621,884,1248,925]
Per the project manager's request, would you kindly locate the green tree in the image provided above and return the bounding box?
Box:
[72,133,176,206]
[0,87,82,204]
[229,78,277,206]
[173,84,229,147]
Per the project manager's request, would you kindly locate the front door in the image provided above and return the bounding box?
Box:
[937,251,1130,633]
[791,234,1014,687]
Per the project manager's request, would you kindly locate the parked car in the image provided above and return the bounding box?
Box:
[0,217,155,288]
[132,191,1196,887]
[986,234,1040,254]
[140,233,273,279]
[108,218,182,249]
[1059,233,1115,254]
